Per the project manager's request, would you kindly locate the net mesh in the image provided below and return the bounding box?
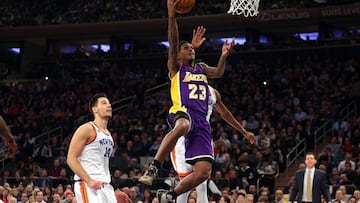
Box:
[227,0,260,17]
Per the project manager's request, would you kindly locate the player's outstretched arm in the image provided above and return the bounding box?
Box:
[167,0,181,78]
[213,88,255,144]
[201,38,235,79]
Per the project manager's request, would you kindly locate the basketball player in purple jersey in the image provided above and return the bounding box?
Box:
[139,0,235,201]
[172,85,255,203]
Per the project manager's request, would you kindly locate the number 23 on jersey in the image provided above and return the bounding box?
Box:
[188,84,206,101]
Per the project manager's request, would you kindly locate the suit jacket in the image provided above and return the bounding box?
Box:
[289,169,331,203]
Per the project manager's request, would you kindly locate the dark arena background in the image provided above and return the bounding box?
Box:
[0,0,359,202]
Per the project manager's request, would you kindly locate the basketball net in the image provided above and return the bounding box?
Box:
[227,0,260,17]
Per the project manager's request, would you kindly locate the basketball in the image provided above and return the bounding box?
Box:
[175,0,196,14]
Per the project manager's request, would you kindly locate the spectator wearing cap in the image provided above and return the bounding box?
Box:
[60,190,74,203]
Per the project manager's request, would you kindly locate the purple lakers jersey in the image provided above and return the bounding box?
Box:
[169,63,209,115]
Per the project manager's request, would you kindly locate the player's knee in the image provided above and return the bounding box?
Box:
[194,165,211,182]
[174,118,190,134]
[195,170,210,183]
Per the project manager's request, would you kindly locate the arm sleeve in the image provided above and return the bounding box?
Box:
[208,180,222,195]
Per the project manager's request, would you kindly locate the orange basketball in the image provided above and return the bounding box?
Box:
[175,0,196,14]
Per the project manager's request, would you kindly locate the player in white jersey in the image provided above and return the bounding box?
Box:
[67,93,131,203]
[171,86,255,202]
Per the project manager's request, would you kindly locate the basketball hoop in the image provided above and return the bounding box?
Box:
[227,0,260,17]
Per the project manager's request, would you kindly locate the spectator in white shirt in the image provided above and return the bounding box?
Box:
[338,152,355,173]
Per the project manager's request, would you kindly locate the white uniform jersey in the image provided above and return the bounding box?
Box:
[206,86,217,122]
[74,122,113,183]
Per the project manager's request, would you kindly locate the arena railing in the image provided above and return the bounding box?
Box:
[285,101,358,182]
[285,138,306,181]
[143,82,169,104]
[32,126,64,152]
[314,100,357,153]
[339,101,357,122]
[73,96,134,129]
[0,126,63,169]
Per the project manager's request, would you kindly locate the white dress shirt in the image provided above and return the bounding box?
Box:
[302,168,314,202]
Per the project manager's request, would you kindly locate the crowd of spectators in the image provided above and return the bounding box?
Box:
[0,0,358,26]
[0,42,358,202]
[0,1,359,201]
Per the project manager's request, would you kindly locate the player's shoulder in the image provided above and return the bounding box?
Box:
[196,62,208,69]
[75,122,95,134]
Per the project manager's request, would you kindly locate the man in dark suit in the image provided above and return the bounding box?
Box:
[290,152,331,203]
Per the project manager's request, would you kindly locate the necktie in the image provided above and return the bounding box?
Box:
[306,170,312,200]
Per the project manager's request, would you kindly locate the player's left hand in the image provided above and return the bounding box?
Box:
[245,131,255,144]
[115,189,132,203]
[5,138,17,158]
[191,26,206,49]
[167,0,180,16]
[221,37,235,57]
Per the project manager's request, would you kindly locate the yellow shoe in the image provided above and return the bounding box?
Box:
[139,164,158,185]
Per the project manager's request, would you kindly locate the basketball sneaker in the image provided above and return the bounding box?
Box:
[139,164,158,185]
[156,189,174,203]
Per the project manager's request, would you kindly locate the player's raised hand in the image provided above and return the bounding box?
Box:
[221,37,235,57]
[192,26,206,49]
[167,0,180,17]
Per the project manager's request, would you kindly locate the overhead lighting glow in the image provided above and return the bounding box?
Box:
[124,43,132,51]
[9,48,20,54]
[259,35,268,44]
[333,30,344,38]
[219,37,246,45]
[295,32,319,40]
[159,41,169,48]
[91,44,110,52]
